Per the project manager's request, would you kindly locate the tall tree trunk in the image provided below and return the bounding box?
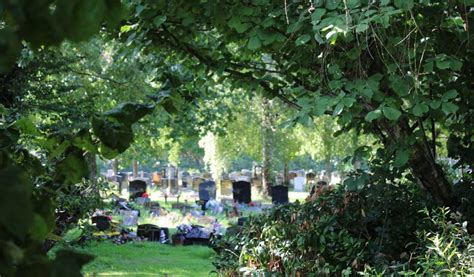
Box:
[261,97,273,196]
[85,153,98,191]
[283,161,289,185]
[132,160,138,178]
[112,159,119,175]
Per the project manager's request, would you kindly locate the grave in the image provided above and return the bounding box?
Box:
[180,171,191,188]
[119,210,139,227]
[129,179,147,200]
[293,176,306,192]
[192,177,205,191]
[220,179,233,196]
[199,181,216,209]
[91,216,110,231]
[306,171,316,187]
[271,185,289,205]
[183,225,213,246]
[152,172,161,185]
[237,217,248,226]
[137,224,169,243]
[233,181,251,204]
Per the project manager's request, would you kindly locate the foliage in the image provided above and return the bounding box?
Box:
[123,0,474,206]
[212,181,447,274]
[363,208,474,276]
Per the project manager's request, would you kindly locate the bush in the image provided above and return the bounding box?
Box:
[213,182,473,275]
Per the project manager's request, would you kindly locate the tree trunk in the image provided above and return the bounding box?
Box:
[283,161,289,185]
[261,97,273,196]
[408,142,452,206]
[85,153,98,191]
[112,159,119,175]
[377,119,453,206]
[132,160,138,178]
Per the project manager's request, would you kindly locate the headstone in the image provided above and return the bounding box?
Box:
[272,185,289,204]
[228,171,239,181]
[306,171,316,184]
[288,171,298,180]
[137,224,169,243]
[152,172,161,184]
[236,175,251,182]
[91,216,110,231]
[120,210,139,227]
[180,171,190,188]
[220,179,233,196]
[192,177,204,191]
[237,217,248,226]
[293,176,306,192]
[183,225,212,246]
[199,181,216,201]
[129,179,147,200]
[233,181,251,204]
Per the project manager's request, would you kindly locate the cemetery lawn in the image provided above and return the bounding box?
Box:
[67,241,215,276]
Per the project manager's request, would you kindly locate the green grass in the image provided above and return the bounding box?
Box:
[73,241,216,276]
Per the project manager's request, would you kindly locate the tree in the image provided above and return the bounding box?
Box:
[123,0,473,206]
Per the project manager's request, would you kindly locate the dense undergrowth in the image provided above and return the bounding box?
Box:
[213,183,474,275]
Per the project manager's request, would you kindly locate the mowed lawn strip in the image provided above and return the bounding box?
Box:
[74,241,215,276]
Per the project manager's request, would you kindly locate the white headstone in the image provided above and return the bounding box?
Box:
[106,169,114,178]
[294,176,306,192]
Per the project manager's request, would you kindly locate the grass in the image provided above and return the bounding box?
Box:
[71,241,216,276]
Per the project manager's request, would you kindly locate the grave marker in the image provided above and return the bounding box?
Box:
[233,181,251,204]
[129,179,147,200]
[271,185,289,204]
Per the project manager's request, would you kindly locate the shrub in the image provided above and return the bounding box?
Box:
[213,182,442,275]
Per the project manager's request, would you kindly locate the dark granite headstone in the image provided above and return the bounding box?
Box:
[271,185,289,205]
[183,225,212,246]
[91,216,110,231]
[199,181,216,201]
[233,181,251,204]
[237,217,248,226]
[137,224,169,243]
[129,179,147,200]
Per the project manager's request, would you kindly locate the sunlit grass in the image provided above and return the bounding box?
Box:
[73,241,216,276]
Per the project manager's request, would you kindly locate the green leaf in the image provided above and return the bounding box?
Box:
[442,89,458,102]
[356,23,369,33]
[333,102,344,116]
[394,149,409,167]
[394,0,414,11]
[310,8,326,23]
[54,148,89,185]
[429,100,441,109]
[389,75,410,97]
[30,214,50,241]
[441,102,459,115]
[326,0,341,10]
[382,106,402,121]
[365,109,382,122]
[51,250,94,277]
[92,103,154,158]
[15,115,39,136]
[0,166,34,239]
[412,103,429,117]
[153,15,167,27]
[247,36,261,50]
[295,34,311,46]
